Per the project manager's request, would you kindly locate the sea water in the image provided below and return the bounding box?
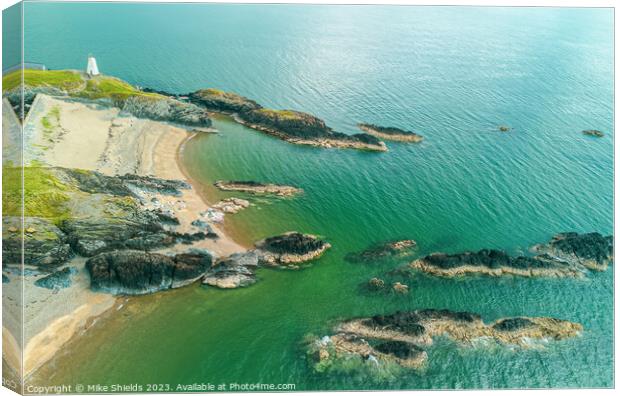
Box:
[24,3,613,389]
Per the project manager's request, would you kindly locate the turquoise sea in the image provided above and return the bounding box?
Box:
[24,3,613,390]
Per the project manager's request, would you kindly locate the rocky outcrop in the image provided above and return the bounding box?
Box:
[203,233,331,289]
[34,267,77,290]
[189,88,261,113]
[583,129,604,137]
[59,208,177,257]
[533,232,614,271]
[211,197,250,214]
[308,309,582,371]
[58,168,190,197]
[203,251,259,289]
[2,217,72,268]
[86,250,213,295]
[187,87,387,151]
[345,239,417,263]
[214,181,302,197]
[407,232,613,278]
[117,95,212,127]
[238,109,387,151]
[498,125,511,132]
[255,232,331,267]
[357,123,423,143]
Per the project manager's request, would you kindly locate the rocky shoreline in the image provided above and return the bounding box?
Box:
[189,87,388,151]
[357,123,424,143]
[308,309,582,371]
[406,232,612,278]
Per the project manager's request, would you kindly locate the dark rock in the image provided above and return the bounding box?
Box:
[542,232,613,270]
[58,168,189,197]
[2,274,9,283]
[358,123,424,142]
[86,250,213,295]
[373,341,425,360]
[582,129,604,137]
[189,88,262,113]
[493,317,534,332]
[60,212,175,257]
[363,313,427,336]
[34,267,77,290]
[259,232,327,256]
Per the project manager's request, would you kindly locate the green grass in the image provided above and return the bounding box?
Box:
[257,108,301,120]
[2,69,164,103]
[2,165,71,223]
[2,69,84,92]
[80,77,163,101]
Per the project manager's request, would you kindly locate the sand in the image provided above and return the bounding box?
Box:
[10,94,246,378]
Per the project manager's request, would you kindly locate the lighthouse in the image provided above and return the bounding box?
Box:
[86,55,100,77]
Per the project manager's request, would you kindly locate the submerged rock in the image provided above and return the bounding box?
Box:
[582,129,604,137]
[345,239,417,263]
[498,125,511,132]
[367,277,385,290]
[407,232,613,278]
[308,308,582,372]
[214,181,302,197]
[86,250,213,295]
[357,123,424,143]
[34,267,77,290]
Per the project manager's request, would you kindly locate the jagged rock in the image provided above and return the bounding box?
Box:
[34,267,77,290]
[345,239,417,263]
[309,309,582,372]
[2,217,72,268]
[60,213,175,257]
[408,232,613,278]
[118,95,211,127]
[203,251,259,289]
[189,88,262,113]
[86,250,213,295]
[583,129,604,137]
[255,232,331,267]
[57,168,189,197]
[358,123,424,142]
[533,232,613,271]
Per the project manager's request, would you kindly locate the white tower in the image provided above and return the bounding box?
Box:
[86,55,100,76]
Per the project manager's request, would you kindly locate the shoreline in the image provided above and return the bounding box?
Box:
[20,95,248,379]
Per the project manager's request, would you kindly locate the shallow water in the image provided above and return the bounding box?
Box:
[25,3,613,390]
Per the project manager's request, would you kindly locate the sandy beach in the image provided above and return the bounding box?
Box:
[7,94,246,378]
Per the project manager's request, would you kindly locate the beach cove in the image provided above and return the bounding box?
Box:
[5,3,615,390]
